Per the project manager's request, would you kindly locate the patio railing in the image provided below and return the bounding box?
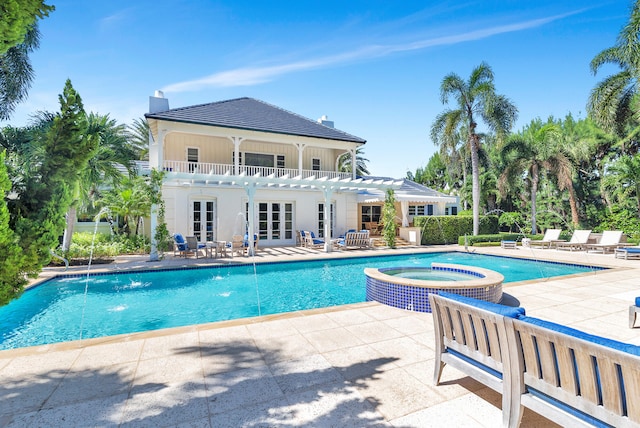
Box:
[162,161,351,180]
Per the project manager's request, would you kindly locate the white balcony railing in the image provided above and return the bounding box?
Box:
[162,161,352,180]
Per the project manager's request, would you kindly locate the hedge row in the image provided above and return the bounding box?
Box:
[414,215,499,245]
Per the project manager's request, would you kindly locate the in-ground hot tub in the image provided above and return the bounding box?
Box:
[364,263,504,313]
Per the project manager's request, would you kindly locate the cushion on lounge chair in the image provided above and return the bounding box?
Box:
[636,296,640,307]
[625,247,640,253]
[174,233,187,251]
[438,292,525,318]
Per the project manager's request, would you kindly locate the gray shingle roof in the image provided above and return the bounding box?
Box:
[145,97,366,144]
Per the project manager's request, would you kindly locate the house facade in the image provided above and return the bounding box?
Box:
[144,92,457,257]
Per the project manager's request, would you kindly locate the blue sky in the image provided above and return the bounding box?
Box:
[1,1,631,178]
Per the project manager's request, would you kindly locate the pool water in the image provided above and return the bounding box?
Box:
[382,267,480,281]
[0,252,600,350]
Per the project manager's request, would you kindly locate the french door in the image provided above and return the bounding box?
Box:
[247,201,294,245]
[191,200,216,242]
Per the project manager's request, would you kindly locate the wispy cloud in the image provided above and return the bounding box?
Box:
[99,8,134,31]
[162,11,580,93]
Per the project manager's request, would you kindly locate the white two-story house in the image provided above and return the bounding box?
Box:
[145,92,404,254]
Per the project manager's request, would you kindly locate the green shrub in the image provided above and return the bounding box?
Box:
[457,233,524,246]
[415,215,499,245]
[58,232,150,262]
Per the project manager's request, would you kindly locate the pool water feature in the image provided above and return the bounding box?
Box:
[0,252,602,350]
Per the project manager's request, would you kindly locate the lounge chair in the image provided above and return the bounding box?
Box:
[185,236,206,258]
[615,246,640,259]
[585,230,624,253]
[555,229,592,251]
[528,228,562,248]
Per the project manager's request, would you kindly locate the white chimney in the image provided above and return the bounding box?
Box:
[149,90,169,113]
[317,115,334,128]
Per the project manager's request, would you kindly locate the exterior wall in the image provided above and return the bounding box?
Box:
[162,131,341,171]
[162,184,359,246]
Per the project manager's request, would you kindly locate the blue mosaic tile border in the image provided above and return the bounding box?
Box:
[365,275,502,313]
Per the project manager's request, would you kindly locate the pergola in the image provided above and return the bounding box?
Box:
[150,171,402,259]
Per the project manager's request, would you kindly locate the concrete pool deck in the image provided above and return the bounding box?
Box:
[1,245,639,427]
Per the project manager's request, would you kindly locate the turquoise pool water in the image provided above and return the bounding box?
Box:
[0,252,600,350]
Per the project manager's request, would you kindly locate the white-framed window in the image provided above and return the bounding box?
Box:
[408,205,425,216]
[312,158,321,171]
[276,154,285,168]
[187,147,199,173]
[318,202,335,238]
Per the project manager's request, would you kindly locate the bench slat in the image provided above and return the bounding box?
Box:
[471,313,490,358]
[555,344,579,395]
[537,337,559,387]
[621,364,640,423]
[574,351,599,404]
[598,357,623,415]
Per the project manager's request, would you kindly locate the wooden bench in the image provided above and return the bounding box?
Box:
[430,292,640,427]
[335,231,371,250]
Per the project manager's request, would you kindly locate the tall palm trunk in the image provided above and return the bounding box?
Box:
[530,164,539,234]
[62,205,76,252]
[566,182,580,226]
[470,134,481,235]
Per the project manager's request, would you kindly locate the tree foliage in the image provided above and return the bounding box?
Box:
[382,189,396,248]
[0,151,26,305]
[11,80,98,277]
[0,0,53,54]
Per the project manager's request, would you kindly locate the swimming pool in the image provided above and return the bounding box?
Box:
[0,252,601,350]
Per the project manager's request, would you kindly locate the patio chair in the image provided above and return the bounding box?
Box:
[228,235,245,257]
[630,297,640,328]
[555,229,592,251]
[244,233,259,255]
[528,228,562,248]
[185,236,206,258]
[302,230,325,248]
[173,233,188,257]
[585,230,624,254]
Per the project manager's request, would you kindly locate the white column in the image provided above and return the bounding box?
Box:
[245,183,257,256]
[350,149,357,179]
[229,136,244,175]
[323,187,334,253]
[149,129,165,262]
[401,200,409,227]
[295,143,306,176]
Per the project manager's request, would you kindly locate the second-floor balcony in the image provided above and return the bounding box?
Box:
[162,160,352,180]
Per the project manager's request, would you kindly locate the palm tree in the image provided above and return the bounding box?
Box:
[61,113,137,251]
[337,147,370,176]
[0,26,40,120]
[588,0,640,137]
[601,153,640,217]
[499,119,578,233]
[127,117,150,160]
[431,62,517,234]
[98,175,152,236]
